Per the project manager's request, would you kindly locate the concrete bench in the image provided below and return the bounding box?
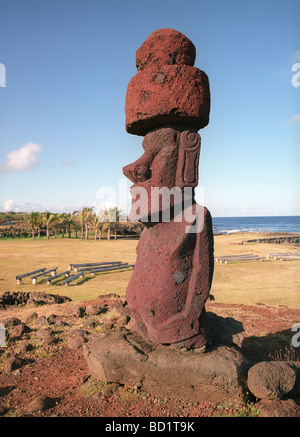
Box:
[32,268,58,284]
[216,255,265,264]
[79,262,129,272]
[69,261,122,272]
[15,268,47,285]
[77,262,125,272]
[89,264,135,274]
[45,270,71,285]
[268,252,300,261]
[62,271,84,286]
[215,254,253,262]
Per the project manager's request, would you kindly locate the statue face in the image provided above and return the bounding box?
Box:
[123,126,179,223]
[123,125,200,223]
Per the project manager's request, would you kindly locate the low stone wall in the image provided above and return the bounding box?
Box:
[243,235,300,245]
[0,291,71,308]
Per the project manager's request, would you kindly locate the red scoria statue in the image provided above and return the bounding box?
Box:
[123,29,214,349]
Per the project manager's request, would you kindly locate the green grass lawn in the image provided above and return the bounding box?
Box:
[0,233,299,308]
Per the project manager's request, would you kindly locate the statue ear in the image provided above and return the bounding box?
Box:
[176,131,201,188]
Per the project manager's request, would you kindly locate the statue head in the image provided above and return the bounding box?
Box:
[123,28,209,225]
[123,125,201,223]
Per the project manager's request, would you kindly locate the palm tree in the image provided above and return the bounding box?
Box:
[85,208,93,239]
[35,212,43,238]
[105,206,121,240]
[55,213,67,238]
[72,211,80,239]
[73,210,83,240]
[99,207,121,240]
[74,207,94,240]
[99,208,111,240]
[110,206,121,239]
[90,212,104,241]
[98,209,109,240]
[66,213,74,238]
[43,211,55,240]
[28,211,38,239]
[55,213,73,239]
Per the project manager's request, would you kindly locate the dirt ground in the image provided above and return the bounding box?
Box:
[0,295,299,418]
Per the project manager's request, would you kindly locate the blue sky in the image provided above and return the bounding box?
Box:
[0,0,299,217]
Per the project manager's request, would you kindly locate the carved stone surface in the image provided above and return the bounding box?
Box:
[123,28,214,349]
[123,125,201,218]
[125,206,213,349]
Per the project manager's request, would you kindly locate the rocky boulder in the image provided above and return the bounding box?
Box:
[247,361,299,400]
[83,329,250,403]
[0,291,71,308]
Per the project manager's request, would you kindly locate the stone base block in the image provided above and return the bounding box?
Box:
[83,329,250,403]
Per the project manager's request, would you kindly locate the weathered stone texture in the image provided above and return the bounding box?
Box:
[247,361,298,400]
[125,65,210,135]
[125,28,210,136]
[126,206,214,349]
[135,28,196,71]
[123,28,213,350]
[83,330,250,403]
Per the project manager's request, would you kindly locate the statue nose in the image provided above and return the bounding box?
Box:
[123,156,152,183]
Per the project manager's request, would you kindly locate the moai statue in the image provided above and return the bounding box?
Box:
[123,29,214,349]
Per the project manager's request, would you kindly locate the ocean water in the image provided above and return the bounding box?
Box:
[212,216,300,234]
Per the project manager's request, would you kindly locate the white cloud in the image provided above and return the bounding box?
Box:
[3,199,15,212]
[290,114,300,124]
[290,49,300,64]
[62,157,76,167]
[0,201,47,213]
[285,113,300,124]
[0,200,83,214]
[57,203,82,213]
[1,142,42,173]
